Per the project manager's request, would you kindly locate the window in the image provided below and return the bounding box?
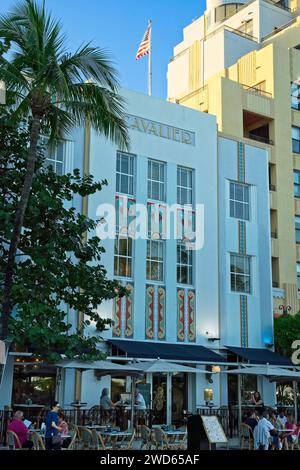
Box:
[297,263,300,291]
[294,171,300,198]
[116,152,135,196]
[292,126,300,154]
[229,182,250,221]
[114,236,133,278]
[177,166,193,205]
[45,141,64,175]
[148,160,165,201]
[230,254,251,294]
[146,240,164,282]
[295,216,300,244]
[237,19,253,37]
[215,3,243,22]
[177,243,193,285]
[291,82,300,111]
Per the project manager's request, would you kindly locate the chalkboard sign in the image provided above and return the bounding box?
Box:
[201,416,228,448]
[136,383,151,408]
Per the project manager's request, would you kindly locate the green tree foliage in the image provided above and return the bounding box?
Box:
[274,312,300,358]
[0,115,126,362]
[0,0,129,339]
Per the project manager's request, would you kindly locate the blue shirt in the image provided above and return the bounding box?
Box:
[45,411,59,438]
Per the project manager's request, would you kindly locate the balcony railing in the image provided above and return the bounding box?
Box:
[269,184,276,191]
[248,134,274,145]
[271,230,278,239]
[242,84,272,98]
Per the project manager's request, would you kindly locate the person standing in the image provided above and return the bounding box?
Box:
[45,402,62,450]
[135,389,146,410]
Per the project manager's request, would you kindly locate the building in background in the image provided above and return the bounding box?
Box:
[168,0,300,316]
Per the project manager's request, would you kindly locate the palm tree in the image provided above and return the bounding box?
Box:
[0,0,129,340]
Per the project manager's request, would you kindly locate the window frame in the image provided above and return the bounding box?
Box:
[146,239,165,283]
[295,215,300,245]
[292,126,300,154]
[229,181,250,221]
[230,253,251,294]
[114,235,133,279]
[177,166,194,206]
[148,159,166,202]
[291,82,300,111]
[177,243,194,286]
[294,171,300,198]
[116,151,135,196]
[45,141,65,175]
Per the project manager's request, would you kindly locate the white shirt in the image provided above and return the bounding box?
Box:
[135,393,146,410]
[276,415,287,429]
[253,418,274,450]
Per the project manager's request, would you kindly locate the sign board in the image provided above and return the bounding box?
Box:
[201,416,228,447]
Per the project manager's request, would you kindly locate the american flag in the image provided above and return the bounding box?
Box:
[135,22,151,60]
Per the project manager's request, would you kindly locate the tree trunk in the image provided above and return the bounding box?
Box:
[1,115,41,340]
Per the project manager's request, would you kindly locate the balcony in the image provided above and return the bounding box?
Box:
[242,86,274,120]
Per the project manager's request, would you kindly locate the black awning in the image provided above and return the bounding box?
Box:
[225,346,292,366]
[108,339,226,363]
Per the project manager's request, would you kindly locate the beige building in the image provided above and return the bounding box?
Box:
[168,0,300,316]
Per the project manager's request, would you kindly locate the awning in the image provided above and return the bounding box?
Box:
[109,339,226,363]
[225,346,292,366]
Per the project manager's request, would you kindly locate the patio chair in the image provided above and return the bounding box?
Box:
[31,431,45,450]
[114,431,135,450]
[78,426,94,450]
[69,424,81,449]
[91,429,108,450]
[152,428,169,450]
[63,430,78,450]
[240,423,254,450]
[140,425,153,450]
[169,429,187,450]
[6,430,23,450]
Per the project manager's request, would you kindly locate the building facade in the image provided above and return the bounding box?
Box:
[55,88,276,419]
[168,0,300,316]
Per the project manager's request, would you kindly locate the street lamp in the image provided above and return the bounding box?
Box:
[279,305,292,316]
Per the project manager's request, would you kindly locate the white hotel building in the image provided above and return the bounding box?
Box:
[0,87,291,422]
[54,87,291,423]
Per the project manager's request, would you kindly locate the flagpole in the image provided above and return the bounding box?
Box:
[148,19,152,97]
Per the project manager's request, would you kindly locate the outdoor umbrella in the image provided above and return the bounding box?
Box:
[55,359,142,377]
[222,365,300,424]
[56,360,143,428]
[137,358,207,374]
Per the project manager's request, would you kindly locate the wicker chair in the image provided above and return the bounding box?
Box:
[152,428,169,450]
[78,426,94,450]
[114,431,135,450]
[6,430,23,450]
[140,425,153,450]
[30,431,45,450]
[240,423,254,450]
[91,429,107,450]
[64,430,77,450]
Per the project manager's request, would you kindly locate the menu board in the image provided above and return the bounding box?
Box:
[201,416,228,444]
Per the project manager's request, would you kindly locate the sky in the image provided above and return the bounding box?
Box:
[0,0,206,98]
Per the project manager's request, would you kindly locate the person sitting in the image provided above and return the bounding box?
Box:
[276,409,288,429]
[250,391,263,407]
[58,412,71,448]
[8,410,33,449]
[245,410,258,431]
[253,410,278,450]
[282,415,298,450]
